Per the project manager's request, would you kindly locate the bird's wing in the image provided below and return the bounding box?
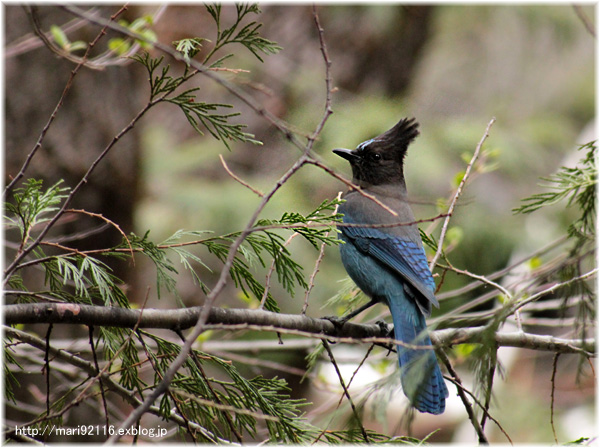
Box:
[341,224,439,313]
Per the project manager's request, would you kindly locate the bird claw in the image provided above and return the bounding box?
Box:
[321,315,349,342]
[374,320,395,355]
[375,320,392,337]
[322,315,348,329]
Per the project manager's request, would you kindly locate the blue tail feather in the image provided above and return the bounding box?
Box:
[387,295,448,415]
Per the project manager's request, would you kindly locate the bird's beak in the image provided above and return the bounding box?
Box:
[333,148,360,163]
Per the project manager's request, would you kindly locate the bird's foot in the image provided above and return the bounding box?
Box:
[321,315,349,342]
[322,315,349,329]
[375,320,395,355]
[375,320,391,336]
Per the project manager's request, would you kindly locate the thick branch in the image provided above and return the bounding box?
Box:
[4,303,594,356]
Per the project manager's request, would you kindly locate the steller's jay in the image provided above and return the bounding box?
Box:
[333,117,448,415]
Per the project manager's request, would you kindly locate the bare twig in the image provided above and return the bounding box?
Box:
[4,101,154,282]
[550,353,560,444]
[322,341,370,443]
[65,209,134,259]
[24,5,106,70]
[441,261,512,299]
[87,326,109,430]
[6,12,97,58]
[507,268,597,315]
[312,343,376,444]
[302,191,342,314]
[439,352,512,444]
[43,324,53,419]
[573,5,596,38]
[437,349,489,444]
[219,154,264,197]
[429,117,496,271]
[4,5,129,196]
[306,158,398,216]
[437,235,569,301]
[309,5,334,141]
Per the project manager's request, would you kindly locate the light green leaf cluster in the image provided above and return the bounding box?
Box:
[109,15,157,55]
[4,179,68,243]
[50,25,87,52]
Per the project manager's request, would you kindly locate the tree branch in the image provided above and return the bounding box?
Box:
[5,303,595,356]
[429,117,496,271]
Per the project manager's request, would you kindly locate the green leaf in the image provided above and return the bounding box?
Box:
[452,170,466,188]
[166,88,262,149]
[513,141,596,216]
[50,25,69,49]
[203,3,281,64]
[4,179,69,243]
[174,37,209,62]
[108,38,131,55]
[68,41,88,52]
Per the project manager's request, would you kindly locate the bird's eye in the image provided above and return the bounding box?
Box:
[369,152,382,161]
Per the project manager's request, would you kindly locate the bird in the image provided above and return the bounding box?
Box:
[332,117,448,415]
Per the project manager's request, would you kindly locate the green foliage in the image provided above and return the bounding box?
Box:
[4,179,69,244]
[132,52,261,150]
[3,339,21,405]
[130,3,280,150]
[42,254,129,307]
[204,3,282,63]
[49,25,87,52]
[3,181,344,425]
[173,37,207,62]
[137,331,313,443]
[514,140,596,247]
[2,175,344,439]
[167,88,262,148]
[420,228,440,256]
[258,198,344,249]
[566,437,591,445]
[108,15,157,55]
[514,141,596,338]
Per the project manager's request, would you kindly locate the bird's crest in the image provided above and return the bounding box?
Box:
[376,117,420,150]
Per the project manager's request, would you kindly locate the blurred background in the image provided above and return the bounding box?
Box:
[5,3,595,443]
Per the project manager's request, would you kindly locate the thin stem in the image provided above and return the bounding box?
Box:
[4,5,128,196]
[302,192,342,314]
[4,102,153,282]
[429,117,496,271]
[437,349,489,444]
[321,340,370,443]
[550,353,560,444]
[88,326,110,431]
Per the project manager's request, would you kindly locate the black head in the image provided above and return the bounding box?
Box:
[333,118,420,186]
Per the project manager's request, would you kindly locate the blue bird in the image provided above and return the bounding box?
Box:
[333,117,448,415]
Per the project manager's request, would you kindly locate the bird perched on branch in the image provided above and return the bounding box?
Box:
[332,117,448,414]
